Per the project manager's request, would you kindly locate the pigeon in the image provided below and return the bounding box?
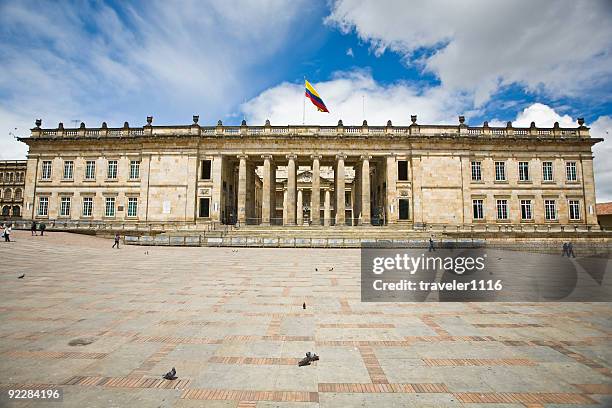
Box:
[328,267,334,271]
[163,367,177,380]
[17,274,25,279]
[315,268,318,271]
[298,352,319,367]
[303,302,306,310]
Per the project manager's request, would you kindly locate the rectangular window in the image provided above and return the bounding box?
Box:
[518,161,529,181]
[520,199,532,220]
[105,197,116,217]
[545,200,557,220]
[107,160,118,179]
[63,160,74,179]
[542,161,553,182]
[472,199,484,220]
[471,161,482,181]
[38,197,49,216]
[495,161,506,181]
[496,199,508,220]
[41,161,52,180]
[130,160,140,180]
[82,197,93,217]
[397,160,408,181]
[199,197,210,218]
[85,160,96,180]
[398,198,410,220]
[569,200,580,220]
[566,162,577,181]
[127,197,138,217]
[60,197,71,217]
[201,160,212,180]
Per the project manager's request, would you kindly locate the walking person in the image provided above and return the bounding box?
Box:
[31,221,37,236]
[562,242,568,257]
[567,242,576,258]
[112,233,120,249]
[4,224,11,242]
[428,236,435,252]
[39,222,46,236]
[1,224,5,241]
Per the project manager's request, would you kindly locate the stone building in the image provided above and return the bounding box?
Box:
[18,115,601,231]
[0,160,27,219]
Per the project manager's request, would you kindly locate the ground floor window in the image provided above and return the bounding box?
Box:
[60,197,71,217]
[105,197,115,217]
[398,198,410,220]
[472,199,484,220]
[2,205,9,216]
[12,206,20,217]
[569,200,580,220]
[520,199,532,220]
[82,197,93,217]
[127,197,138,217]
[545,200,557,220]
[496,199,508,220]
[199,197,210,218]
[38,197,49,216]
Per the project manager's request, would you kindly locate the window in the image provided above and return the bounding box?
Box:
[4,188,11,200]
[566,162,577,182]
[496,199,508,220]
[60,197,71,217]
[495,161,506,181]
[8,173,13,182]
[38,197,49,216]
[472,199,484,220]
[127,197,138,217]
[82,197,93,217]
[85,161,96,180]
[399,198,410,220]
[201,160,212,180]
[199,197,210,218]
[107,160,118,179]
[105,197,116,217]
[41,161,52,180]
[130,160,140,180]
[542,161,553,182]
[471,161,482,181]
[397,160,408,181]
[545,200,557,220]
[14,188,22,200]
[569,200,580,220]
[63,160,74,179]
[518,161,529,181]
[520,199,532,220]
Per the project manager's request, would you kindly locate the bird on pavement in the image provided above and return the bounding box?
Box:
[17,274,25,279]
[163,367,177,380]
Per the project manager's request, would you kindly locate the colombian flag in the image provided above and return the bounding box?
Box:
[305,80,329,113]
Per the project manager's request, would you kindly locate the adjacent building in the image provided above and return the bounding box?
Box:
[0,160,27,219]
[18,115,601,230]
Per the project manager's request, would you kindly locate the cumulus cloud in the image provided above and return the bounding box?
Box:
[591,116,612,202]
[326,0,612,105]
[243,70,473,126]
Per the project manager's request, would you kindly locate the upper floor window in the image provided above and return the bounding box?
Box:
[85,161,96,180]
[201,160,212,180]
[63,160,74,180]
[518,161,530,181]
[397,160,408,181]
[542,161,553,182]
[3,188,11,200]
[41,161,52,180]
[14,188,22,200]
[107,160,118,179]
[494,161,506,181]
[566,162,577,182]
[130,160,140,180]
[471,161,482,181]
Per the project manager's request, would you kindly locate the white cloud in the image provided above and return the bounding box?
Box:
[243,70,473,126]
[346,47,354,57]
[0,0,308,158]
[591,116,612,202]
[326,0,612,105]
[512,103,576,128]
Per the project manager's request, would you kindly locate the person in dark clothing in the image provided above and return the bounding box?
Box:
[112,233,120,249]
[39,222,46,236]
[31,221,37,236]
[4,224,11,242]
[562,242,568,257]
[428,236,435,252]
[567,242,576,258]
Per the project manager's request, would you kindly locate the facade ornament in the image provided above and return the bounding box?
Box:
[337,119,343,127]
[217,120,223,126]
[410,115,417,124]
[265,119,271,126]
[362,120,368,126]
[147,116,153,125]
[458,115,465,124]
[241,119,247,126]
[506,121,512,129]
[577,117,585,126]
[192,115,199,125]
[80,122,85,128]
[123,121,129,128]
[101,122,108,129]
[58,122,64,130]
[386,120,392,127]
[35,119,42,128]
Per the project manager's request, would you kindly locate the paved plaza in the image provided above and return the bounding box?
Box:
[1,231,611,407]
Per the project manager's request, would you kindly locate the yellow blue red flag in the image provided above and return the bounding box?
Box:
[305,80,329,113]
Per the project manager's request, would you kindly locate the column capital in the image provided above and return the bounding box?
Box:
[310,154,322,161]
[360,155,372,161]
[286,154,297,160]
[335,153,347,161]
[261,154,274,161]
[237,154,248,160]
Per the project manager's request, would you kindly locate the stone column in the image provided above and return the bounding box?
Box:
[261,155,274,225]
[285,154,297,225]
[310,155,321,225]
[335,154,346,226]
[211,155,223,223]
[282,188,288,225]
[297,188,303,225]
[237,155,247,224]
[353,160,361,225]
[386,155,398,224]
[361,155,371,225]
[324,188,331,226]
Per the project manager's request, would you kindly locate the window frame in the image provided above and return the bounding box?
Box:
[494,161,506,182]
[496,199,508,220]
[38,196,49,216]
[544,199,557,221]
[82,197,93,217]
[127,197,138,217]
[471,161,482,182]
[201,160,212,180]
[472,199,484,220]
[105,197,116,217]
[520,199,532,220]
[129,160,140,180]
[518,161,530,182]
[85,160,96,180]
[568,199,581,220]
[566,162,577,182]
[397,160,409,181]
[59,196,71,217]
[41,160,52,180]
[107,160,118,180]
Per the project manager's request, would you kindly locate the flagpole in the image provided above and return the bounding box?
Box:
[302,76,306,125]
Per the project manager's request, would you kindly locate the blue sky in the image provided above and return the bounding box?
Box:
[1,0,611,199]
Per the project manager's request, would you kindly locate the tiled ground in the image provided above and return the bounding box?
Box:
[0,230,611,407]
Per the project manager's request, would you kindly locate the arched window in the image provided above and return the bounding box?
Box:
[3,188,11,200]
[14,188,22,200]
[12,206,20,217]
[2,206,9,216]
[8,173,13,182]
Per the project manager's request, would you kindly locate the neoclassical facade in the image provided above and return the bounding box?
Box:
[0,160,26,218]
[19,115,601,230]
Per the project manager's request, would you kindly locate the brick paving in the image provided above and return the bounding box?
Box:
[0,230,611,407]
